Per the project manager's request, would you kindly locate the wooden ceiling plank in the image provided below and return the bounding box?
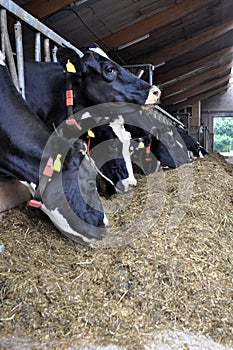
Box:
[100,0,211,49]
[163,73,232,106]
[168,83,231,111]
[156,46,233,84]
[163,62,233,97]
[23,0,77,19]
[138,19,233,66]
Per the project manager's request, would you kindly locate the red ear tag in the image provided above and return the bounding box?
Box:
[43,157,54,177]
[87,137,91,154]
[66,119,82,130]
[145,144,152,162]
[66,89,74,106]
[27,199,42,208]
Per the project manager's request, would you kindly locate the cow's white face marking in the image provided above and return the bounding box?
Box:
[81,111,92,119]
[0,51,5,66]
[145,85,161,104]
[89,47,110,60]
[176,140,184,149]
[41,205,92,244]
[110,115,137,189]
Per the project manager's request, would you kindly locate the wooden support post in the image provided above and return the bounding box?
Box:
[191,101,201,127]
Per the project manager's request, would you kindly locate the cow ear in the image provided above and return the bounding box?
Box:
[56,47,81,72]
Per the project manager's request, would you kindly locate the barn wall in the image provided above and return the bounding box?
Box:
[201,87,233,151]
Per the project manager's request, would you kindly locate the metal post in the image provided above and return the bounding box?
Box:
[52,45,58,62]
[149,64,154,86]
[35,32,41,61]
[44,38,51,62]
[14,21,25,99]
[0,0,83,58]
[0,9,19,91]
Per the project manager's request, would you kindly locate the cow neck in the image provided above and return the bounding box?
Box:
[0,65,65,186]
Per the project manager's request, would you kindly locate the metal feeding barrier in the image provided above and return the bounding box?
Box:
[0,0,83,99]
[0,0,182,129]
[125,63,184,127]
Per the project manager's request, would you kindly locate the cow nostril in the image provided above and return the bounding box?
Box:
[153,90,159,95]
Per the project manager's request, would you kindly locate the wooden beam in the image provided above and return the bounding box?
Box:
[23,0,78,19]
[163,62,233,97]
[136,19,233,66]
[163,73,232,106]
[100,0,210,49]
[156,46,233,85]
[167,83,231,112]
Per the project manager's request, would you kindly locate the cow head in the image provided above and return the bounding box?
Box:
[56,44,161,107]
[38,137,107,244]
[84,115,137,194]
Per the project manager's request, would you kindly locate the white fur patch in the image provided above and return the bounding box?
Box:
[81,111,92,119]
[89,47,110,60]
[0,51,5,66]
[41,205,92,244]
[110,115,137,188]
[145,85,161,104]
[19,181,36,196]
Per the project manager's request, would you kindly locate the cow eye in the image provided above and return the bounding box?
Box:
[105,65,115,74]
[102,63,117,82]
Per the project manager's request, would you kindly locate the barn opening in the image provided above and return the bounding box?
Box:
[213,116,233,153]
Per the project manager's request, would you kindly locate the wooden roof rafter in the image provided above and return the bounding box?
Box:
[162,73,232,106]
[162,61,233,98]
[168,83,231,112]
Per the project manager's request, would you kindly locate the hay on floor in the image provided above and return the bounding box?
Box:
[0,152,232,349]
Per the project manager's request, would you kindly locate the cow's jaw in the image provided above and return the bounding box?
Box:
[0,51,5,66]
[145,85,161,104]
[110,115,137,192]
[40,205,97,244]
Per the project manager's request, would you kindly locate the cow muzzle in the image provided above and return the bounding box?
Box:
[145,85,161,105]
[116,177,137,193]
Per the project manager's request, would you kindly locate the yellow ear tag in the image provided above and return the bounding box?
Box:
[168,130,173,136]
[66,60,76,73]
[130,145,134,151]
[138,141,145,149]
[88,129,95,138]
[52,154,62,172]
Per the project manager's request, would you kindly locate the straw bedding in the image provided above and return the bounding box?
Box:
[0,152,232,349]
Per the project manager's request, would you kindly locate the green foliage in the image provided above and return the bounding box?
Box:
[214,117,233,152]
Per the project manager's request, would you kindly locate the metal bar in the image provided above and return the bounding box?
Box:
[35,32,41,61]
[52,45,58,62]
[154,105,184,127]
[148,65,153,86]
[44,38,51,62]
[0,0,83,57]
[1,30,5,54]
[0,9,19,91]
[14,21,25,99]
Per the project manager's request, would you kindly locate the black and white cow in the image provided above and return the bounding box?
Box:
[22,44,160,193]
[24,44,161,130]
[0,51,107,244]
[116,108,191,173]
[176,126,208,159]
[63,106,137,195]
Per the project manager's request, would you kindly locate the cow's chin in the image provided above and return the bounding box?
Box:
[40,204,106,245]
[115,178,137,193]
[145,85,161,105]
